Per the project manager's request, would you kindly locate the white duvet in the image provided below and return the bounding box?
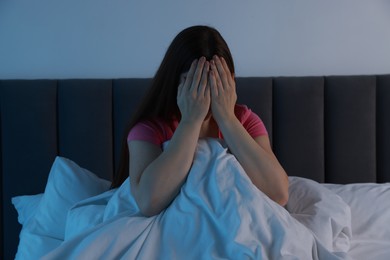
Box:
[42,138,351,260]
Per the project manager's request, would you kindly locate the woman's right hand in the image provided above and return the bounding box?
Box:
[177,57,210,124]
[130,58,211,217]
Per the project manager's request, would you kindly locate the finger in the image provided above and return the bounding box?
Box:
[211,60,223,91]
[220,57,235,87]
[213,56,229,90]
[184,59,198,89]
[190,57,206,93]
[205,83,211,100]
[209,69,218,98]
[198,61,209,96]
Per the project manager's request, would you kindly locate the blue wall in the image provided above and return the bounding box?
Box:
[1,0,390,79]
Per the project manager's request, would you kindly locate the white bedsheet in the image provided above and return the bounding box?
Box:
[43,138,349,260]
[325,183,390,260]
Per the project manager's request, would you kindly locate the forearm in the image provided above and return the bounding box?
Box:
[217,116,289,205]
[136,121,201,216]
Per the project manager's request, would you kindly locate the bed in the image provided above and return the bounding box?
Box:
[1,75,390,259]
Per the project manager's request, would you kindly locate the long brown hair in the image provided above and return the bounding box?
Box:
[111,25,235,188]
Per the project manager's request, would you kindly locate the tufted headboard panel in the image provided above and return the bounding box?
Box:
[1,75,390,259]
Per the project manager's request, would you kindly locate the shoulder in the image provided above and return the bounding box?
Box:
[234,104,268,137]
[234,104,255,120]
[127,118,176,146]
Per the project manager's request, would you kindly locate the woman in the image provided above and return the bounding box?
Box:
[113,25,289,217]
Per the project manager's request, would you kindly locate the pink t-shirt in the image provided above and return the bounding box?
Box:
[127,104,268,146]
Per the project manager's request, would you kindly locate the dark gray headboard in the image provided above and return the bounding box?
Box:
[1,75,390,259]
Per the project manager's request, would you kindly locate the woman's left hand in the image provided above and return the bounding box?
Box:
[209,55,237,124]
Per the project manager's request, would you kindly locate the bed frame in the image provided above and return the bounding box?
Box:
[1,75,390,259]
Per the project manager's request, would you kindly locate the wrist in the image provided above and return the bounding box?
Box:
[179,117,204,126]
[180,110,210,125]
[213,112,236,126]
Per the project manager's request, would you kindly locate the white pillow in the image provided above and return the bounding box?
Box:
[286,177,352,253]
[14,156,111,259]
[31,156,111,239]
[12,193,43,225]
[324,182,390,240]
[13,194,62,260]
[12,194,60,260]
